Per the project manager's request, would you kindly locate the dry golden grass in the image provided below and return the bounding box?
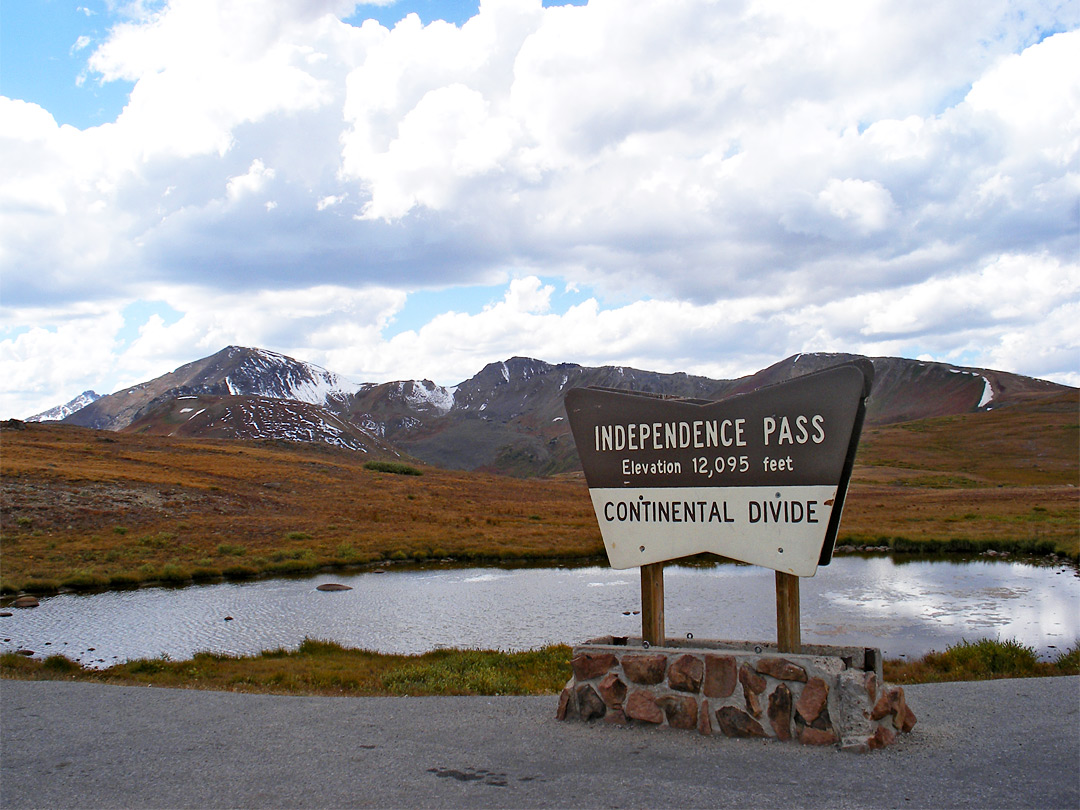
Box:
[844,390,1078,556]
[0,423,603,592]
[838,483,1076,552]
[856,390,1077,487]
[1,387,1076,593]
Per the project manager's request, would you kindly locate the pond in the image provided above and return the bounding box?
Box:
[1,556,1077,668]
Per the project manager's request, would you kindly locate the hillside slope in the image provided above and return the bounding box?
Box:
[124,394,401,455]
[3,383,1075,593]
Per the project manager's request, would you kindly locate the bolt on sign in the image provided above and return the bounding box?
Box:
[564,361,874,577]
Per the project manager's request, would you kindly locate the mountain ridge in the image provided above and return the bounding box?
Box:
[51,346,1073,476]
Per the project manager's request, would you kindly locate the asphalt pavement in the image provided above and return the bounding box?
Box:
[1,676,1077,809]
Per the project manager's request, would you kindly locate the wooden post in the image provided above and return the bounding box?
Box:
[775,571,801,654]
[641,562,665,647]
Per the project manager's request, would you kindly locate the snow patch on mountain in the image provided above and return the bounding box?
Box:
[210,398,376,451]
[403,380,455,413]
[946,367,995,408]
[220,347,366,408]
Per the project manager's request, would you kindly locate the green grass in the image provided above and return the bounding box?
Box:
[885,638,1080,684]
[886,536,1060,556]
[379,647,569,695]
[4,638,1076,698]
[107,572,141,588]
[0,640,573,696]
[892,475,983,489]
[364,460,423,476]
[158,564,190,583]
[221,564,259,580]
[59,570,106,591]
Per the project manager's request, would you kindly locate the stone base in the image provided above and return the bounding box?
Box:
[557,637,916,752]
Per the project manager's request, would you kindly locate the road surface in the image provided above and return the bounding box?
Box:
[1,676,1077,809]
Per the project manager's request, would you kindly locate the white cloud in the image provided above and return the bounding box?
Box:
[0,313,124,415]
[966,29,1080,164]
[817,179,897,234]
[1,0,1077,414]
[226,159,276,200]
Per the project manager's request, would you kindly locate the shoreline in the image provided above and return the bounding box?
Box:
[4,545,1077,600]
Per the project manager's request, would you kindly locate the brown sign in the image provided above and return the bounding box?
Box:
[564,361,873,576]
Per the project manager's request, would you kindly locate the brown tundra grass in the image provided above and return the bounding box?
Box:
[1,387,1076,593]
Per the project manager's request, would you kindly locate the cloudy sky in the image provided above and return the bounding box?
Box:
[1,0,1077,418]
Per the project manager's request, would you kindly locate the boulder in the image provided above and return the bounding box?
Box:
[794,677,830,726]
[622,653,667,685]
[667,654,703,693]
[868,725,897,749]
[658,695,698,729]
[739,662,766,694]
[744,687,763,719]
[767,683,793,741]
[572,652,617,681]
[556,684,576,721]
[715,706,768,738]
[597,673,627,708]
[625,690,664,724]
[697,699,713,736]
[575,684,606,721]
[755,657,807,682]
[798,725,838,746]
[603,709,628,725]
[703,654,738,698]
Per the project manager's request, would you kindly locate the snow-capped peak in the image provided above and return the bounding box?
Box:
[221,347,366,408]
[26,391,102,422]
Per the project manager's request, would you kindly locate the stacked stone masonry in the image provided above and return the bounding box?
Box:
[557,638,916,753]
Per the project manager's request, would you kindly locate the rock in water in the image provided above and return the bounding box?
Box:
[316,583,352,592]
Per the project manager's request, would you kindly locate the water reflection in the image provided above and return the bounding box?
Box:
[1,557,1076,667]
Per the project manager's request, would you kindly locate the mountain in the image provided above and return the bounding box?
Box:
[375,353,1069,475]
[60,347,1073,476]
[725,352,1063,423]
[64,346,368,432]
[369,357,739,474]
[26,390,102,422]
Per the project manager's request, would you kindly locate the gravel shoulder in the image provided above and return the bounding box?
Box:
[1,676,1077,809]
